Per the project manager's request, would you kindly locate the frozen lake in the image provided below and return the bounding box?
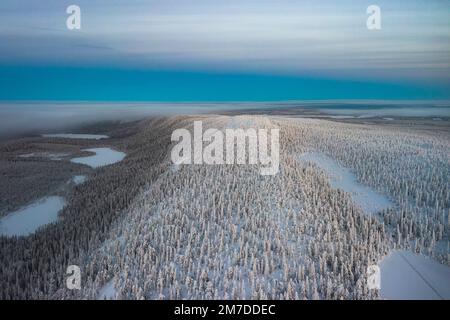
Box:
[298,152,392,215]
[379,250,450,300]
[0,196,65,237]
[71,147,126,168]
[42,133,109,139]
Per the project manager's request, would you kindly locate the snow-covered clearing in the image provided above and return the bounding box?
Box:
[42,133,109,139]
[97,279,117,300]
[379,250,450,300]
[71,175,87,185]
[19,152,69,160]
[298,152,392,215]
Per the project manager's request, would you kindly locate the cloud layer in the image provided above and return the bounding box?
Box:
[1,0,449,82]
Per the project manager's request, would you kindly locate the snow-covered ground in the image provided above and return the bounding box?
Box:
[379,250,450,300]
[71,148,126,168]
[97,280,117,300]
[42,133,109,139]
[318,106,450,118]
[0,196,65,237]
[328,115,356,119]
[19,152,69,160]
[298,152,392,215]
[71,175,87,185]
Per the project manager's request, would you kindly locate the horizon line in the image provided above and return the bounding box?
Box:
[1,99,450,105]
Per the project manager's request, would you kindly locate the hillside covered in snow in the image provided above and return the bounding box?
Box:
[0,115,448,300]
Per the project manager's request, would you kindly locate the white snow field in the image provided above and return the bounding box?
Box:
[298,152,392,215]
[0,196,65,237]
[71,148,126,168]
[379,250,450,300]
[42,133,109,139]
[328,115,356,119]
[97,280,117,300]
[19,152,69,160]
[71,175,87,185]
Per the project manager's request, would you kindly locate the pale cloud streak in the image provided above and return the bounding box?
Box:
[0,0,449,83]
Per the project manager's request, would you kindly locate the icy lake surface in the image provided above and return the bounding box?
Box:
[42,133,109,139]
[298,152,392,215]
[379,250,450,300]
[71,148,126,168]
[0,196,65,237]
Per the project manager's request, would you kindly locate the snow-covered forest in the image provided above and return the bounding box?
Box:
[0,115,448,299]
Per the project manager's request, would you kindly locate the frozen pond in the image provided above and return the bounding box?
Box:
[379,250,450,300]
[42,133,109,139]
[298,152,392,215]
[0,196,65,237]
[71,148,126,168]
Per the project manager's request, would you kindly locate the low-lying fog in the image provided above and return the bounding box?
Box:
[0,102,449,139]
[0,102,212,139]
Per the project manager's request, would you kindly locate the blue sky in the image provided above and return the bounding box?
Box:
[0,0,449,101]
